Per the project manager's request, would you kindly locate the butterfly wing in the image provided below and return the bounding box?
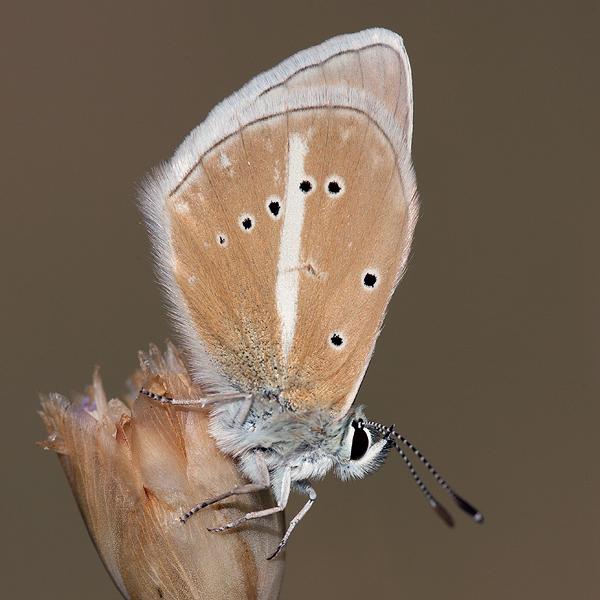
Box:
[140,28,418,414]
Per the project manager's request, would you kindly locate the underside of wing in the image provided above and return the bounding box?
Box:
[140,29,418,413]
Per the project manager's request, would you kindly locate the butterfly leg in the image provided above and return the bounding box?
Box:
[141,387,251,408]
[267,481,316,560]
[181,450,272,522]
[233,393,254,425]
[207,465,291,536]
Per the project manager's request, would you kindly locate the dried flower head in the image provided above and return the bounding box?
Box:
[38,342,285,600]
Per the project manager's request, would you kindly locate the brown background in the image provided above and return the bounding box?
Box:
[2,1,598,599]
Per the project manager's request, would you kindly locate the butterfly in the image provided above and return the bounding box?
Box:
[139,27,482,559]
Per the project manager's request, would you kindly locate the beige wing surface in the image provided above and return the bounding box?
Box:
[140,29,418,413]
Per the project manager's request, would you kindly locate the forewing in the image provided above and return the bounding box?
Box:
[140,29,418,409]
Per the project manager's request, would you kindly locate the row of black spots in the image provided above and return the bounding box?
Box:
[224,176,344,244]
[219,175,347,247]
[298,176,345,197]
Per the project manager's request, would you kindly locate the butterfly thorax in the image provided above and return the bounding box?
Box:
[209,393,350,482]
[208,392,390,503]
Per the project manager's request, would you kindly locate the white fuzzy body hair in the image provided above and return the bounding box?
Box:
[208,393,389,508]
[210,394,341,499]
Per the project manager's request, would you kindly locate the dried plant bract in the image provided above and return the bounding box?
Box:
[38,342,285,600]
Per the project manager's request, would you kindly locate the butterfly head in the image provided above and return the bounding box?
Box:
[334,407,393,481]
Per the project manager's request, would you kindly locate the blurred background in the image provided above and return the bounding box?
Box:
[2,1,598,599]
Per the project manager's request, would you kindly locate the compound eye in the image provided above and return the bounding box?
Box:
[350,421,370,461]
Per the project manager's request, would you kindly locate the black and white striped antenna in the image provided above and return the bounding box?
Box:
[366,420,484,526]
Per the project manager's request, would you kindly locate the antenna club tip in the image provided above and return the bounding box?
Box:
[430,499,454,527]
[453,494,483,523]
